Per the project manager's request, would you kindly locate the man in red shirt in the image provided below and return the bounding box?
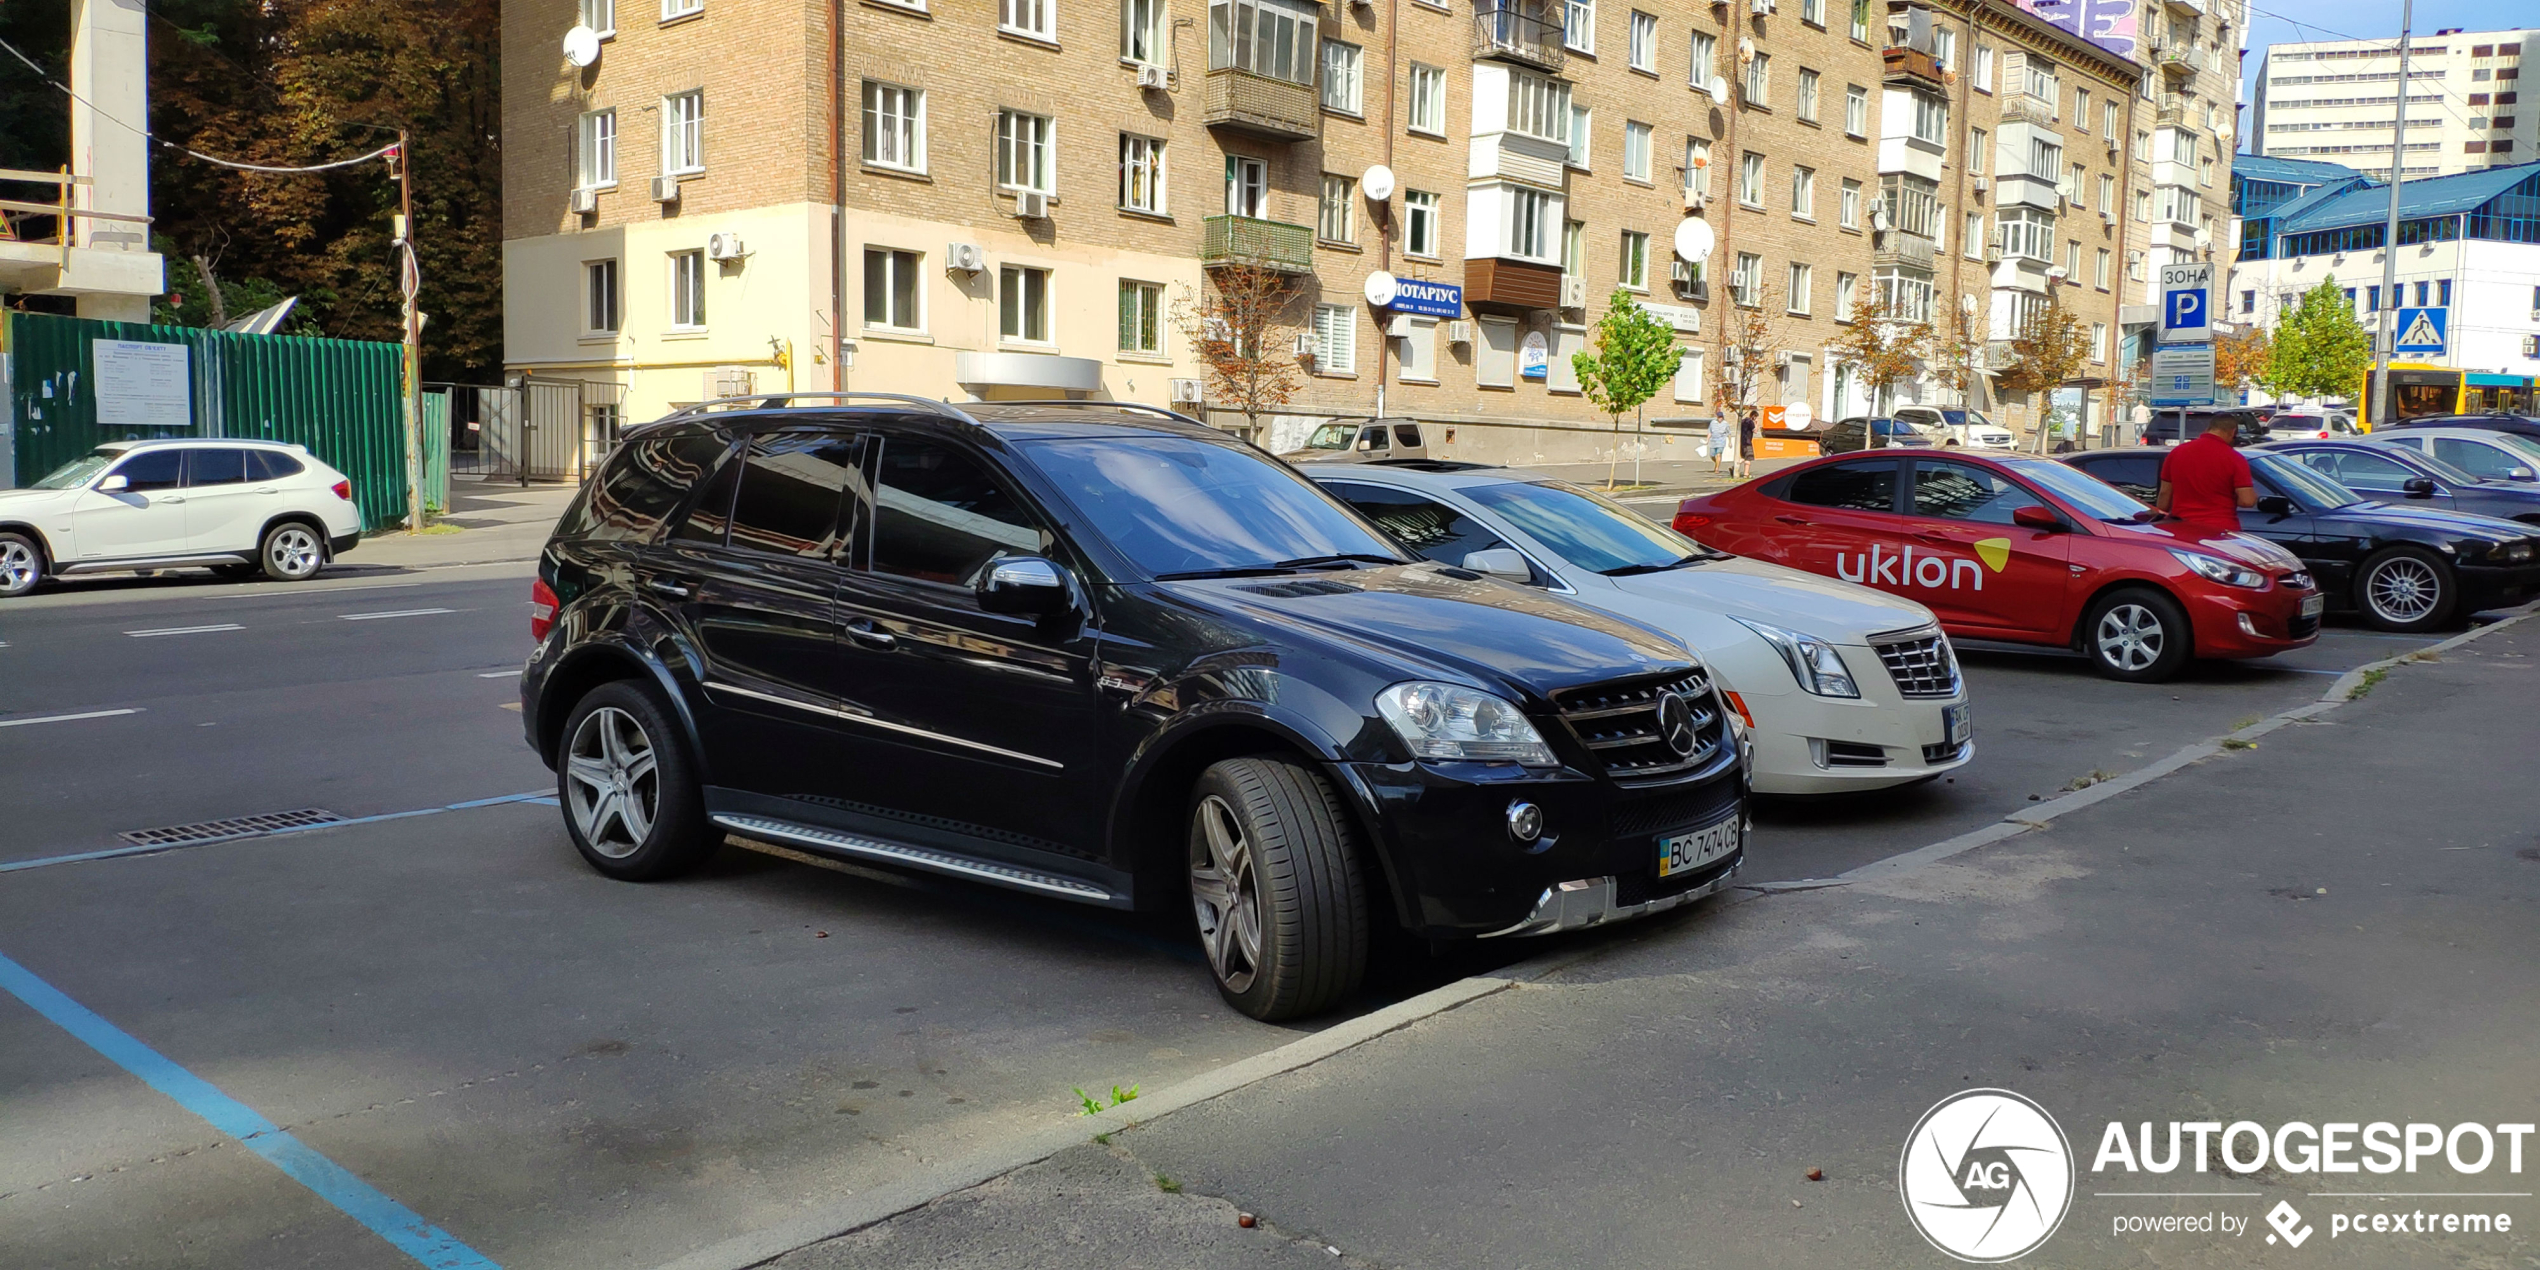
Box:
[2155,414,2256,535]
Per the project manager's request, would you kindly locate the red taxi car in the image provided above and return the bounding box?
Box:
[1672,450,2321,682]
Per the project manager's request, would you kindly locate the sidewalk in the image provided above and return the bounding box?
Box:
[350,479,579,571]
[1525,456,1807,500]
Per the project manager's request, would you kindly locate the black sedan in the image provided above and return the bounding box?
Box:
[2062,448,2540,632]
[1816,416,1934,451]
[2253,439,2540,527]
[2377,413,2540,445]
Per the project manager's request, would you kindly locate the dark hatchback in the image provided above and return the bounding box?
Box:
[522,396,1746,1020]
[2062,448,2540,632]
[2139,408,2272,447]
[1817,417,1934,451]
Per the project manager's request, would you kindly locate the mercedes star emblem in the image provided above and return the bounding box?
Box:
[1656,692,1698,758]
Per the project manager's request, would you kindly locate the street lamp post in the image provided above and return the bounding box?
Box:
[2369,0,2413,426]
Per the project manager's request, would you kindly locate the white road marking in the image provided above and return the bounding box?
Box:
[476,671,515,678]
[125,624,246,638]
[337,608,456,621]
[0,708,141,729]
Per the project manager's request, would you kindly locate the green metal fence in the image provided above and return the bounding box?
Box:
[3,311,409,531]
[421,389,450,516]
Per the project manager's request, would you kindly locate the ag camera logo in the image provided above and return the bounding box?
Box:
[1900,1089,2076,1262]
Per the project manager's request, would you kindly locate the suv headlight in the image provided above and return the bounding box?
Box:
[2170,549,2267,590]
[1374,682,1557,766]
[1731,617,1860,698]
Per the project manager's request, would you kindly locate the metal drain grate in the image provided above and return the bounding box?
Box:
[119,809,345,848]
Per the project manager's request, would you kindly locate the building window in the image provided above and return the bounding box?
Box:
[2073,88,2091,133]
[662,0,701,18]
[1963,211,1982,257]
[2095,247,2111,289]
[669,250,705,329]
[2024,59,2056,102]
[585,259,620,333]
[1124,0,1163,62]
[1563,219,1584,273]
[1786,262,1812,314]
[1405,190,1440,256]
[2241,289,2255,314]
[1210,0,1318,85]
[2064,239,2081,278]
[1880,172,1940,237]
[1408,64,1446,134]
[582,0,618,35]
[1732,251,1762,307]
[1002,0,1053,39]
[1225,156,1267,216]
[2091,321,2107,363]
[1319,174,1356,243]
[1739,151,1763,206]
[1835,271,1858,320]
[1839,178,1860,228]
[1997,207,2055,261]
[1849,0,1868,41]
[2134,129,2151,161]
[2127,249,2144,280]
[1119,280,1164,354]
[1673,345,1705,403]
[662,90,704,175]
[862,83,924,172]
[1507,70,1573,143]
[1800,0,1822,25]
[1508,187,1554,259]
[1844,84,1868,137]
[2097,173,2114,211]
[1911,91,1948,147]
[999,264,1050,342]
[1968,127,1989,173]
[1629,10,1656,71]
[1972,44,1994,92]
[1312,303,1356,373]
[2103,100,2119,137]
[996,109,1053,194]
[1791,165,1815,218]
[1619,230,1649,289]
[1119,134,1167,213]
[577,110,617,190]
[1565,0,1594,53]
[1322,39,1363,113]
[1874,266,1933,321]
[2026,135,2062,180]
[1688,30,1715,87]
[864,247,923,332]
[1568,104,1591,167]
[2134,189,2151,222]
[1624,121,1652,181]
[1685,136,1711,196]
[2439,279,2451,305]
[1744,51,1770,105]
[1797,68,1821,123]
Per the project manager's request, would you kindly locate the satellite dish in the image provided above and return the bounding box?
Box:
[563,24,601,68]
[1738,37,1756,62]
[1673,218,1716,263]
[1361,164,1396,203]
[1870,207,1893,233]
[2045,265,2068,280]
[2194,227,2213,247]
[1363,270,1400,308]
[1784,402,1815,431]
[1707,75,1730,106]
[1959,293,1978,316]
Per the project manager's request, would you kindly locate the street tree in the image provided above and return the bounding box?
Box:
[1926,296,1989,414]
[1713,279,1788,423]
[2266,275,2373,400]
[1828,285,1932,449]
[1174,264,1306,438]
[1996,290,2091,451]
[1571,289,1680,485]
[2214,323,2274,395]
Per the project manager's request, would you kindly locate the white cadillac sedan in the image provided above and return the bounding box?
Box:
[1309,463,1972,795]
[0,438,365,598]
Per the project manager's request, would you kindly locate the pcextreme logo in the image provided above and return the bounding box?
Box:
[1836,540,2012,591]
[1900,1089,2076,1262]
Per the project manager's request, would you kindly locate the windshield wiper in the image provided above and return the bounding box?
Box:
[1154,553,1400,581]
[1601,554,1714,576]
[1274,553,1402,570]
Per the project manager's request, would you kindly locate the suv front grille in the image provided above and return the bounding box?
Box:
[1870,629,1960,699]
[1553,669,1722,780]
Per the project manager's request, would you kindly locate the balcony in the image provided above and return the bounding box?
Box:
[2162,0,2206,15]
[2153,43,2207,77]
[1999,94,2056,127]
[1874,232,1937,271]
[1473,4,1565,74]
[1202,214,1315,273]
[1882,46,1945,90]
[1203,66,1320,142]
[1463,256,1564,313]
[2157,93,2191,126]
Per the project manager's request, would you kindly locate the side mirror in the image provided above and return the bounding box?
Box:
[1460,547,1533,582]
[2508,466,2536,483]
[97,473,130,493]
[2256,494,2295,516]
[1356,438,1376,451]
[2011,504,2066,532]
[977,556,1072,616]
[2402,476,2437,498]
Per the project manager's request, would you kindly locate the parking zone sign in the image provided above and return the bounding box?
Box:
[2160,263,2213,344]
[2149,343,2215,407]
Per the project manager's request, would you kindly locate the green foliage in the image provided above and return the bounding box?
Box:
[2266,275,2372,398]
[1571,290,1679,426]
[1073,1083,1140,1115]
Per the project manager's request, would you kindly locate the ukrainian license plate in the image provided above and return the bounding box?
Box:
[1944,702,1973,746]
[1658,813,1742,878]
[2299,593,2325,619]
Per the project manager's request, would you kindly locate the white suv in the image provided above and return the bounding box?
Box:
[0,439,364,598]
[1893,406,2017,450]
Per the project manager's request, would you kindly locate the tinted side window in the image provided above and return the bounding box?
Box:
[1782,461,1898,512]
[1321,481,1511,568]
[2434,437,2519,479]
[2076,456,2162,501]
[246,450,306,481]
[670,438,747,547]
[111,449,184,492]
[1392,424,1423,448]
[577,434,736,544]
[1359,427,1390,452]
[726,433,862,559]
[2307,449,2414,492]
[185,448,249,487]
[870,436,1053,585]
[1912,460,2045,523]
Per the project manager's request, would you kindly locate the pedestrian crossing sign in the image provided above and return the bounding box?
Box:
[2393,307,2448,355]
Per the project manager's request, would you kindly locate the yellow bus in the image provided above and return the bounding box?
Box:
[2363,364,2539,424]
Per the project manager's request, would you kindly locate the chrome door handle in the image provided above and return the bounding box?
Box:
[255,486,280,494]
[644,578,693,599]
[1772,514,1809,526]
[845,620,897,649]
[160,496,187,504]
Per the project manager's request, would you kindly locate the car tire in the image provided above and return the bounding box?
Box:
[556,680,715,881]
[0,531,45,598]
[258,521,326,582]
[1187,757,1368,1022]
[2082,586,2192,683]
[2355,545,2456,633]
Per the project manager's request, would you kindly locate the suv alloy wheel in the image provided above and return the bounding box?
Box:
[1188,757,1369,1021]
[0,532,43,598]
[558,681,715,880]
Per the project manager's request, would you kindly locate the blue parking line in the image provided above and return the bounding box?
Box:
[0,793,552,877]
[0,949,501,1269]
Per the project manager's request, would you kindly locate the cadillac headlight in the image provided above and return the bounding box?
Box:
[1732,617,1861,698]
[2170,549,2267,590]
[1374,682,1556,766]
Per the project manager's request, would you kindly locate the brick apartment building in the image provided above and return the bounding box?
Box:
[501,0,2216,459]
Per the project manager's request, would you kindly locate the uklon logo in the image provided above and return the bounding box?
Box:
[1837,540,2012,591]
[1900,1089,2076,1262]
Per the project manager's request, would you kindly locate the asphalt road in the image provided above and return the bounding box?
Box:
[0,558,2516,1270]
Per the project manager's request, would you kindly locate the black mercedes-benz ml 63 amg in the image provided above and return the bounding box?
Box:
[522,396,1746,1020]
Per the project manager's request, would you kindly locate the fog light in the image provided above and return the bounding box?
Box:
[2237,612,2260,637]
[1506,800,1544,843]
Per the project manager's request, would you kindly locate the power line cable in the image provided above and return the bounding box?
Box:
[0,33,397,173]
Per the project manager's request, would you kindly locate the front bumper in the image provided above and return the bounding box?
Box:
[1736,672,1971,796]
[1482,850,1745,937]
[2182,584,2320,657]
[2458,560,2540,613]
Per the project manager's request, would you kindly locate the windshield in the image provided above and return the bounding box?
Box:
[2250,454,2360,510]
[2000,457,2152,522]
[1022,436,1405,578]
[30,450,120,490]
[1465,480,1706,574]
[1942,410,1993,428]
[1300,424,1356,451]
[2384,445,2484,486]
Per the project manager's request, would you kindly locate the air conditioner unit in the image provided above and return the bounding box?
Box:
[570,187,599,214]
[945,242,985,272]
[1135,63,1169,90]
[1169,377,1206,404]
[1684,191,1707,213]
[2525,334,2540,357]
[1671,261,1696,284]
[1204,317,1232,342]
[2100,210,2116,227]
[1750,0,1774,14]
[1386,313,1417,336]
[651,175,681,203]
[707,232,747,261]
[1560,274,1588,308]
[1294,333,1317,357]
[707,366,754,399]
[1445,320,1476,346]
[1972,176,1989,195]
[1012,189,1049,219]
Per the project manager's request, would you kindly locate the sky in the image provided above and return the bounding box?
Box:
[2238,0,2530,149]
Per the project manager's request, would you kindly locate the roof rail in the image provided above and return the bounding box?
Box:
[652,391,983,427]
[975,399,1212,428]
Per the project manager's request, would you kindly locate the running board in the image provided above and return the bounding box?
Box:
[58,553,253,575]
[711,813,1117,903]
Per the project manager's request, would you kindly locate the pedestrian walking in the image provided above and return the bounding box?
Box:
[2153,413,2255,537]
[1704,414,1728,473]
[1733,407,1758,480]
